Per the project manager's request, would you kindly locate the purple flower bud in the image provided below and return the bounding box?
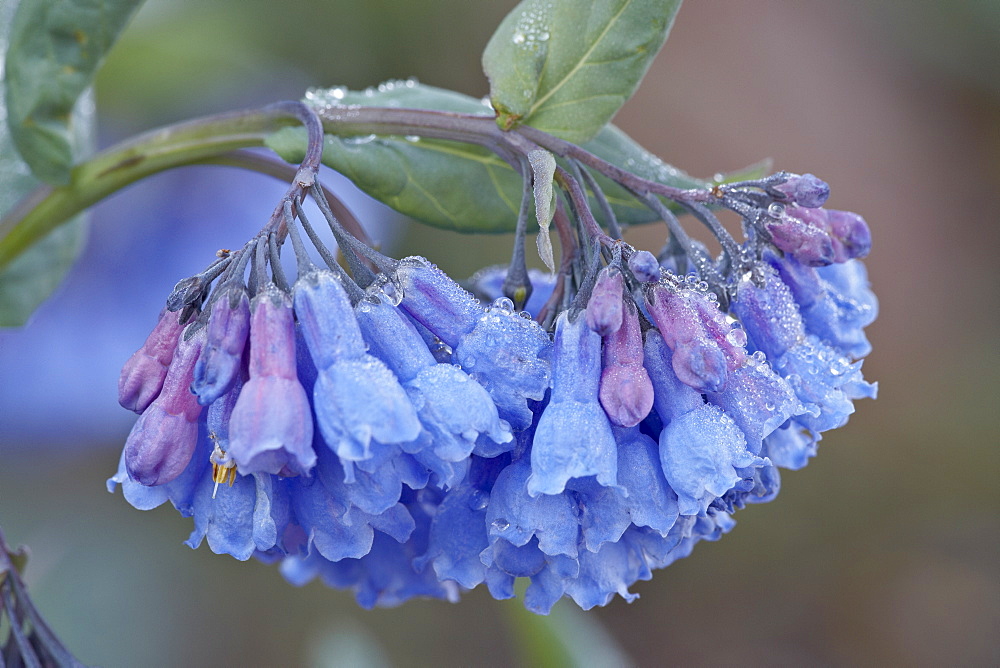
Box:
[599,301,654,427]
[396,257,485,348]
[124,327,206,486]
[118,309,185,413]
[627,250,660,283]
[766,205,835,267]
[228,285,316,477]
[585,266,623,336]
[775,173,830,209]
[191,286,250,406]
[644,284,728,393]
[824,209,871,260]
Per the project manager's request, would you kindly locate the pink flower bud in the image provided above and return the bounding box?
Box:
[118,309,185,413]
[585,266,624,336]
[124,327,205,485]
[599,301,654,427]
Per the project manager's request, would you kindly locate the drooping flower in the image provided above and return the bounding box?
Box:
[527,310,617,496]
[228,283,315,476]
[109,158,877,615]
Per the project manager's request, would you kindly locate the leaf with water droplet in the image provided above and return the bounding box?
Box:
[483,0,682,143]
[4,0,144,184]
[268,84,770,233]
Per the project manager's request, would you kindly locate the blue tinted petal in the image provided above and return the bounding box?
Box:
[488,459,579,558]
[185,471,257,561]
[613,426,679,535]
[313,358,422,461]
[454,303,552,431]
[528,313,617,495]
[566,477,631,552]
[658,404,763,516]
[415,485,489,588]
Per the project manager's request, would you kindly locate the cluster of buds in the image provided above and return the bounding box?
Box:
[109,106,876,613]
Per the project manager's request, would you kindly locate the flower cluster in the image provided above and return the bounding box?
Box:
[110,168,876,613]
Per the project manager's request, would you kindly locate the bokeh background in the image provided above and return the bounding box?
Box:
[2,1,999,665]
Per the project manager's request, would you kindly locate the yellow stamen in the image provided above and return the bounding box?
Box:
[210,441,237,499]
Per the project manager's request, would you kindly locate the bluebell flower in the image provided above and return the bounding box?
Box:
[110,163,877,615]
[644,330,768,515]
[228,283,316,476]
[612,425,678,536]
[289,444,415,563]
[467,265,557,319]
[413,457,504,588]
[184,467,292,561]
[771,256,877,359]
[281,490,459,608]
[564,533,650,610]
[397,257,552,430]
[528,311,617,496]
[354,298,513,463]
[732,263,877,436]
[294,269,422,465]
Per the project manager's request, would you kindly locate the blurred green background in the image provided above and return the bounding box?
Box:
[2,0,999,665]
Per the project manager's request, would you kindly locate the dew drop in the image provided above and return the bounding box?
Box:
[469,491,490,511]
[493,297,515,313]
[492,518,510,532]
[768,202,785,217]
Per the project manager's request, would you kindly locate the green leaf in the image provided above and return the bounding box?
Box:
[269,83,742,234]
[269,82,524,234]
[482,0,682,143]
[4,0,143,184]
[0,0,91,327]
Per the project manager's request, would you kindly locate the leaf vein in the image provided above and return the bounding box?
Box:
[527,0,634,117]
